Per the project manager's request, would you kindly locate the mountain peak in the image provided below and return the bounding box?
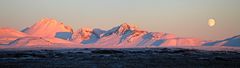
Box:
[40,18,58,23]
[103,23,143,37]
[116,23,138,34]
[119,23,137,30]
[24,18,73,37]
[80,27,93,32]
[72,28,93,42]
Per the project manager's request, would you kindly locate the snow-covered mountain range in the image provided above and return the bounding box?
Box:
[0,18,239,48]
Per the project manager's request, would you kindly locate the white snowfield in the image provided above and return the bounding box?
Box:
[0,18,239,50]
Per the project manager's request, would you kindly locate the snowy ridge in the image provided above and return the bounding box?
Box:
[0,28,27,44]
[0,18,239,48]
[0,27,27,37]
[9,37,74,47]
[79,23,203,47]
[204,35,240,47]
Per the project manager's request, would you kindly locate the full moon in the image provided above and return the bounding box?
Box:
[208,18,216,27]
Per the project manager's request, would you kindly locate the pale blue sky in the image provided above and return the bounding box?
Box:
[0,0,239,40]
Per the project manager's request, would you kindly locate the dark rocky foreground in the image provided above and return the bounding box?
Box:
[0,48,240,68]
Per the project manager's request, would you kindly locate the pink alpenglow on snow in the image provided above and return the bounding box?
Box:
[0,28,27,45]
[23,18,73,37]
[0,18,239,49]
[0,27,26,37]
